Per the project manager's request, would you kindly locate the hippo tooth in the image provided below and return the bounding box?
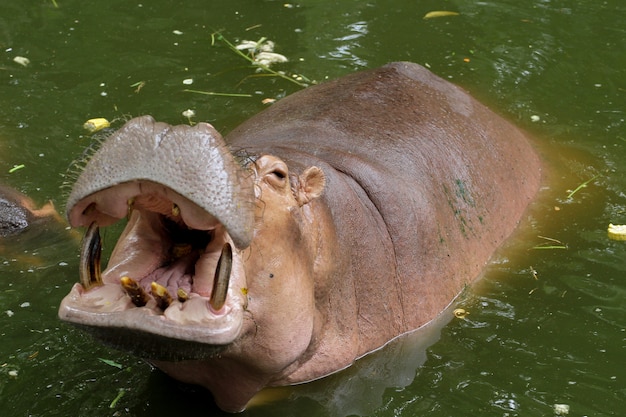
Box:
[79,221,103,289]
[126,197,135,220]
[177,288,190,303]
[151,282,173,310]
[120,276,150,307]
[172,203,180,217]
[209,243,233,312]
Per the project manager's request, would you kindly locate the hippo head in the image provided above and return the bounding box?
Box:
[59,116,327,411]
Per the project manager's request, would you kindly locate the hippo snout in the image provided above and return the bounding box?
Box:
[66,115,255,249]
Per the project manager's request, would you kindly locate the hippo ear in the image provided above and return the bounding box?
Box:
[296,166,326,206]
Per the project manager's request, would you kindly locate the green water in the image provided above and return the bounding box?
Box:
[1,0,624,416]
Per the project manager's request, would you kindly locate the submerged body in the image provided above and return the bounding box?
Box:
[0,184,57,237]
[59,62,541,411]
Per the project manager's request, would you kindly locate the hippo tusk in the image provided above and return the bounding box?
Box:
[209,243,233,312]
[79,221,103,289]
[121,276,150,307]
[151,282,173,310]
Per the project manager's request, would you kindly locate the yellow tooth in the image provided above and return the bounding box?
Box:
[172,203,180,217]
[151,282,173,310]
[127,197,135,220]
[177,288,189,302]
[120,276,149,307]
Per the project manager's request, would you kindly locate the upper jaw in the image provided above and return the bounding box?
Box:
[58,180,250,351]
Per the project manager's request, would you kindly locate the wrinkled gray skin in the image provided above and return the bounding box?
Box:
[59,62,541,412]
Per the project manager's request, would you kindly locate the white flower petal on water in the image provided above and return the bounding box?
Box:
[235,40,259,51]
[13,56,30,67]
[259,40,275,52]
[236,39,276,53]
[182,109,196,118]
[553,404,570,415]
[254,52,288,67]
[182,78,193,85]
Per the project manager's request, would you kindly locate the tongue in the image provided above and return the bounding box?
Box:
[144,256,194,297]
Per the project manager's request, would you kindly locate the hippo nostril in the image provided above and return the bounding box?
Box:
[82,202,96,216]
[271,169,286,179]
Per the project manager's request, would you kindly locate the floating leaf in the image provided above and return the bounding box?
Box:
[184,89,252,98]
[566,173,601,199]
[109,388,126,408]
[98,358,123,369]
[424,11,460,19]
[130,80,145,93]
[531,236,568,250]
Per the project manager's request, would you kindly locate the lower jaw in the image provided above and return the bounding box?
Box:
[73,321,230,361]
[59,282,246,359]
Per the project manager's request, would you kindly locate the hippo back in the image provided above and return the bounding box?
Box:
[227,62,541,355]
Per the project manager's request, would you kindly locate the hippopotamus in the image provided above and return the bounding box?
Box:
[0,184,57,237]
[58,62,541,412]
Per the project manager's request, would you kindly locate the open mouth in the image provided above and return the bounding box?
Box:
[81,204,233,314]
[59,180,249,351]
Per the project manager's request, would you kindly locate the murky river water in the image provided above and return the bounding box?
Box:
[1,1,624,416]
